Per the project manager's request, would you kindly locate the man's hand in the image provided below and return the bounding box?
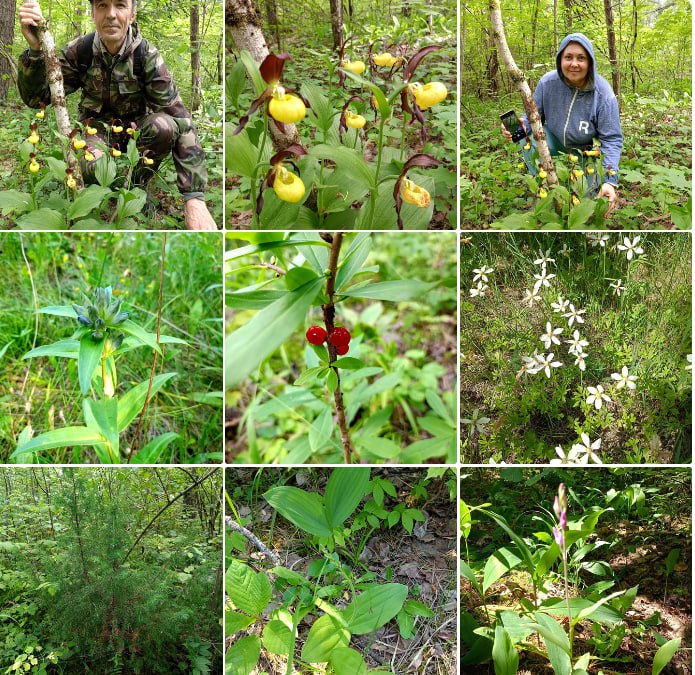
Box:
[598,182,618,216]
[184,198,217,230]
[19,1,43,51]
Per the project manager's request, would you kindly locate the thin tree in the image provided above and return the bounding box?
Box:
[489,0,558,185]
[0,0,15,102]
[190,1,202,111]
[629,0,637,93]
[264,0,280,51]
[329,0,343,52]
[603,0,620,104]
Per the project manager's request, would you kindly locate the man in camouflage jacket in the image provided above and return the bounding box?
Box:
[18,0,216,230]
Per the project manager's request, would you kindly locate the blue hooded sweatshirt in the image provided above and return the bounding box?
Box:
[525,33,623,186]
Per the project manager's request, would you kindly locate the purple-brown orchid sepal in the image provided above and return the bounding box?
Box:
[399,45,444,143]
[233,53,310,136]
[256,144,308,215]
[393,153,441,230]
[337,36,355,87]
[339,95,366,142]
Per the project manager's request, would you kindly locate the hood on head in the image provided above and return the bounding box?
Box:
[556,33,595,90]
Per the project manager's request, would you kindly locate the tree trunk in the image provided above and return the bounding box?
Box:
[603,0,620,103]
[485,29,499,96]
[0,0,15,102]
[264,0,281,51]
[563,0,572,33]
[489,0,558,185]
[226,0,300,149]
[190,2,202,112]
[529,0,539,70]
[630,0,637,94]
[329,0,343,52]
[74,0,83,39]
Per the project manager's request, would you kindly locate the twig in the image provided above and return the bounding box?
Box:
[321,233,355,464]
[405,616,456,672]
[225,516,281,565]
[259,262,286,275]
[19,234,39,398]
[129,233,167,461]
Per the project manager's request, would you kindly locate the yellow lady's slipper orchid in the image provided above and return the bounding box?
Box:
[72,137,86,150]
[273,165,305,203]
[66,175,77,189]
[341,60,366,74]
[111,147,122,157]
[29,159,40,173]
[516,162,525,170]
[409,82,448,109]
[373,52,398,67]
[268,86,306,124]
[111,123,123,133]
[538,169,547,179]
[586,166,595,175]
[584,150,600,156]
[572,168,584,178]
[345,111,366,129]
[400,178,430,208]
[84,151,95,162]
[538,188,548,199]
[571,195,580,205]
[568,153,578,162]
[142,156,155,166]
[126,127,135,136]
[607,169,617,176]
[35,110,45,119]
[523,142,531,151]
[86,125,98,135]
[27,131,40,145]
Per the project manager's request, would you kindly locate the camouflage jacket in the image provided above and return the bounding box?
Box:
[18,24,207,198]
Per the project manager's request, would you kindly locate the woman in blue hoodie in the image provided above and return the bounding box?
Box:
[501,33,623,212]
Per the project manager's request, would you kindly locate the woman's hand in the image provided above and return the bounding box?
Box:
[598,182,618,216]
[500,119,528,142]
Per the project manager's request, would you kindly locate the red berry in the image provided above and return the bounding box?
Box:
[306,325,327,345]
[335,343,349,356]
[329,326,351,347]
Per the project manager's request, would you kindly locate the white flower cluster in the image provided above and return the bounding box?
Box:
[469,264,494,298]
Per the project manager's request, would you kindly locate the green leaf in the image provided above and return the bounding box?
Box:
[263,486,332,537]
[652,637,681,675]
[225,59,247,111]
[130,432,179,463]
[332,357,365,370]
[479,509,536,579]
[83,398,119,461]
[94,154,118,187]
[310,144,375,189]
[329,647,367,675]
[574,591,624,622]
[335,233,372,291]
[326,368,338,393]
[225,636,260,675]
[226,611,256,635]
[0,189,33,215]
[11,427,106,460]
[309,407,334,453]
[67,185,111,220]
[534,613,571,675]
[343,583,407,634]
[403,599,434,618]
[226,277,323,387]
[226,559,272,617]
[301,614,351,663]
[324,467,370,528]
[340,68,391,117]
[117,372,177,432]
[567,199,596,229]
[23,339,80,359]
[45,156,68,181]
[358,436,401,459]
[239,49,265,95]
[340,280,439,301]
[483,547,523,593]
[492,625,519,675]
[459,561,483,597]
[224,237,330,263]
[78,334,105,395]
[15,208,66,230]
[118,319,161,353]
[37,305,77,317]
[225,126,270,179]
[262,620,293,656]
[303,81,336,135]
[226,289,285,310]
[538,597,622,625]
[664,548,680,575]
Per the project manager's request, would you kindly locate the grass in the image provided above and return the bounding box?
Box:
[0,232,223,463]
[461,232,692,464]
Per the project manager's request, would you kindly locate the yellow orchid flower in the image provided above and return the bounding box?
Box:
[27,131,40,145]
[111,147,122,157]
[344,111,366,129]
[572,168,584,179]
[86,125,98,135]
[400,178,430,208]
[373,52,398,67]
[142,156,154,166]
[568,153,578,162]
[111,123,123,133]
[35,110,45,120]
[268,85,306,124]
[524,142,531,151]
[66,175,77,189]
[538,188,548,199]
[341,60,366,74]
[586,166,595,175]
[84,151,95,162]
[29,159,40,173]
[571,195,580,205]
[72,137,86,150]
[408,82,448,109]
[273,165,305,203]
[538,169,547,179]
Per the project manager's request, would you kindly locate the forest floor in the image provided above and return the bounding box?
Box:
[461,94,692,229]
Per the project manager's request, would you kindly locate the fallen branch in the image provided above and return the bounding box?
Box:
[225,516,281,565]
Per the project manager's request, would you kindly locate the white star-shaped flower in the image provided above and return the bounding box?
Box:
[609,279,625,296]
[572,434,602,463]
[472,265,494,283]
[540,322,563,349]
[574,351,588,371]
[522,287,541,307]
[685,354,692,371]
[617,236,644,261]
[533,269,556,294]
[587,233,610,247]
[586,384,611,409]
[551,296,570,314]
[550,445,581,465]
[469,281,489,298]
[563,304,586,327]
[565,330,589,356]
[534,250,556,267]
[611,366,638,390]
[462,409,490,435]
[537,353,563,378]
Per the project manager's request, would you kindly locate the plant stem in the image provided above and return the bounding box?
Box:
[563,546,574,658]
[252,112,270,227]
[366,116,387,229]
[322,233,355,464]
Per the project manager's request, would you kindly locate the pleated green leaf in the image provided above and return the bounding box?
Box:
[263,486,331,538]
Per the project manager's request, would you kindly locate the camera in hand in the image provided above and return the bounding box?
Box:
[500,110,527,143]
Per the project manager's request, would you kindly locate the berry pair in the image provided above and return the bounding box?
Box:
[306,325,351,355]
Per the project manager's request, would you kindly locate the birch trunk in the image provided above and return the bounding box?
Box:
[489,0,558,185]
[603,0,620,104]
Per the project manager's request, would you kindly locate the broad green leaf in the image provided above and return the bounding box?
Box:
[324,467,370,528]
[239,49,265,95]
[67,185,111,220]
[83,398,119,460]
[118,320,161,353]
[301,613,350,663]
[224,237,330,263]
[310,144,375,189]
[333,357,365,370]
[652,637,681,675]
[343,583,407,634]
[0,189,33,215]
[492,625,518,675]
[11,427,106,460]
[225,635,260,675]
[483,547,523,593]
[534,613,571,675]
[15,208,66,230]
[226,559,272,617]
[358,436,401,459]
[335,233,372,291]
[94,154,118,187]
[130,432,179,463]
[459,560,483,597]
[340,280,439,301]
[330,647,367,675]
[303,81,336,134]
[268,566,307,585]
[479,509,536,579]
[226,289,285,310]
[263,486,332,538]
[37,305,76,317]
[309,406,334,453]
[568,199,596,229]
[403,599,434,618]
[262,620,293,656]
[117,372,177,432]
[78,334,105,395]
[226,277,323,386]
[226,611,255,635]
[23,339,79,359]
[225,59,247,111]
[574,590,624,621]
[498,610,538,644]
[538,597,622,625]
[224,126,269,179]
[45,156,68,181]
